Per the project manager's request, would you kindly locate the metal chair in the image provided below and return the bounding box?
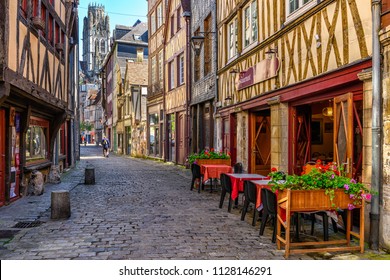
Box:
[219,173,233,212]
[190,163,203,193]
[241,180,259,226]
[233,162,243,173]
[259,188,277,243]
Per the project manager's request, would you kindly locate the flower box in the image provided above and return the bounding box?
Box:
[196,158,231,166]
[278,188,360,212]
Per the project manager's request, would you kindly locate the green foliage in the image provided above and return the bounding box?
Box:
[80,122,93,132]
[268,161,377,209]
[188,149,231,164]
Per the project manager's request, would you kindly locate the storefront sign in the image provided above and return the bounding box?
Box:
[236,56,280,90]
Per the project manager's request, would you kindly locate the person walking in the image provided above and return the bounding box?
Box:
[101,135,110,157]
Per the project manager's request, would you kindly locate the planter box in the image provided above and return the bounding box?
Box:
[276,188,365,258]
[196,159,231,166]
[278,189,359,212]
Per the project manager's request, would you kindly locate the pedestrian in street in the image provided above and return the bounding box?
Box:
[102,135,110,157]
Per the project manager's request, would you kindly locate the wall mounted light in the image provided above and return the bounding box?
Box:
[265,47,278,59]
[322,100,333,119]
[229,68,240,74]
[191,35,205,56]
[191,31,216,56]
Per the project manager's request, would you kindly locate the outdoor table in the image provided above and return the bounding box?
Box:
[249,179,272,209]
[201,164,233,192]
[201,164,233,183]
[226,173,268,200]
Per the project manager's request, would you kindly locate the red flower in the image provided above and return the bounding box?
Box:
[271,167,277,172]
[210,148,214,152]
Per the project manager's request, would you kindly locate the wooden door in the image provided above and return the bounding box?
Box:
[0,109,5,205]
[250,114,271,175]
[292,106,311,175]
[334,92,354,177]
[178,112,185,165]
[222,117,230,154]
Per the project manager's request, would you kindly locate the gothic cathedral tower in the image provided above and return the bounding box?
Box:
[82,3,110,78]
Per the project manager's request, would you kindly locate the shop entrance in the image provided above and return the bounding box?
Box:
[0,109,5,205]
[291,92,362,180]
[250,111,271,176]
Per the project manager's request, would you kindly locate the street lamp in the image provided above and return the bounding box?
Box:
[191,35,205,56]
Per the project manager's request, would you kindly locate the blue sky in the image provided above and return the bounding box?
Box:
[78,0,148,58]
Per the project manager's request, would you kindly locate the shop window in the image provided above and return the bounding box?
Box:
[26,126,47,161]
[59,125,65,156]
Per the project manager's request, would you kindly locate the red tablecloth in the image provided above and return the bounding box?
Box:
[251,180,286,221]
[201,164,233,183]
[226,173,268,200]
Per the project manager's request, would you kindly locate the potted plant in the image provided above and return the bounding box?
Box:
[187,149,231,166]
[268,161,376,210]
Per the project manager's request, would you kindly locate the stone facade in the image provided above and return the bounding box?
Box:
[82,4,110,77]
[191,0,217,153]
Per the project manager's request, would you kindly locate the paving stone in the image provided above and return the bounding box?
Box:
[0,145,387,260]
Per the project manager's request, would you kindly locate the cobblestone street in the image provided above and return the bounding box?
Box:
[0,145,385,260]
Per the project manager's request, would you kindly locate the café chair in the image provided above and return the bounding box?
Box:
[219,173,233,212]
[233,162,243,173]
[241,180,259,226]
[259,188,277,243]
[190,163,203,193]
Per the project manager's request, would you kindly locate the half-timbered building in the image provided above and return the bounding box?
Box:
[190,0,217,155]
[163,0,190,165]
[147,0,166,160]
[216,0,372,231]
[0,0,79,205]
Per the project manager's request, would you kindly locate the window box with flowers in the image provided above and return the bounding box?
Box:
[268,161,377,258]
[187,149,231,166]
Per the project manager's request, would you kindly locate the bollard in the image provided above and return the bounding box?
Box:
[51,190,71,219]
[84,165,95,185]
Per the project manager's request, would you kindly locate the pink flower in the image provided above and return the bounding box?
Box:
[344,184,349,190]
[350,194,355,199]
[348,204,355,210]
[350,178,357,184]
[362,193,372,200]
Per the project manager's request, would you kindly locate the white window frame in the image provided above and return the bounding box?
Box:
[169,60,175,90]
[151,56,156,86]
[151,11,156,34]
[179,54,185,85]
[242,0,258,49]
[227,17,238,59]
[157,3,163,28]
[285,0,316,23]
[158,50,163,84]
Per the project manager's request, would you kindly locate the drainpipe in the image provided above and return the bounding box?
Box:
[184,10,191,162]
[370,0,382,251]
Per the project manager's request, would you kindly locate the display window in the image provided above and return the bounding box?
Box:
[26,117,49,162]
